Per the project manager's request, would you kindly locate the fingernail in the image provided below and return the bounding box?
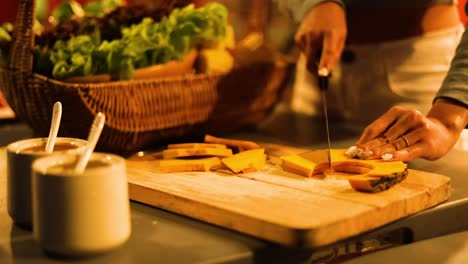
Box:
[357,150,372,159]
[345,146,358,157]
[381,153,393,161]
[318,67,329,77]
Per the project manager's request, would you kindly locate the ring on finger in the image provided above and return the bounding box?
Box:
[401,135,410,148]
[377,134,390,144]
[391,140,402,151]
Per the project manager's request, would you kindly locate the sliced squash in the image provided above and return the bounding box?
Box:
[160,157,222,173]
[221,149,266,173]
[347,173,408,193]
[280,149,408,192]
[280,155,317,178]
[167,143,227,149]
[204,134,260,150]
[162,147,233,159]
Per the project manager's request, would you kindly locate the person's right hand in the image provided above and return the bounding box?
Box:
[294,1,347,73]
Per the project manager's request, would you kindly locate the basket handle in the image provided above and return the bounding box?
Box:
[8,0,36,73]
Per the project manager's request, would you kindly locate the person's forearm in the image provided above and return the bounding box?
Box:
[428,98,468,137]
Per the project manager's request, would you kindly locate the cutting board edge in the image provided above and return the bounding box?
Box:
[128,181,310,247]
[127,174,450,248]
[299,175,452,248]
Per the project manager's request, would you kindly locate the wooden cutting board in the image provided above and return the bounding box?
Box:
[126,144,451,248]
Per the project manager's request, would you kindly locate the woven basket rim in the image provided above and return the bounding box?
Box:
[0,65,227,88]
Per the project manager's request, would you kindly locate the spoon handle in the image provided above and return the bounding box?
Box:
[45,102,62,153]
[74,112,105,174]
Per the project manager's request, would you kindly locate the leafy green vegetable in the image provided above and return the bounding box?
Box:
[0,23,13,42]
[52,0,85,23]
[84,0,124,17]
[45,3,228,80]
[0,23,13,66]
[0,52,6,66]
[50,34,100,78]
[0,29,11,43]
[33,19,45,36]
[36,0,49,22]
[33,46,54,75]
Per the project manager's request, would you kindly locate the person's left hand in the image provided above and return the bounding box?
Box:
[352,99,468,161]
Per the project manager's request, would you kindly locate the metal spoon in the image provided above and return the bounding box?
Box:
[74,112,105,174]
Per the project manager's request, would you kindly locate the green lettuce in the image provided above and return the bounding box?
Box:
[84,0,124,17]
[51,0,85,23]
[49,35,100,78]
[0,23,12,42]
[46,3,228,80]
[0,23,13,66]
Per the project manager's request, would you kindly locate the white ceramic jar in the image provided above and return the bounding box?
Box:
[32,152,131,256]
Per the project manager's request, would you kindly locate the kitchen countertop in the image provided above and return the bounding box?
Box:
[342,230,468,264]
[1,109,468,263]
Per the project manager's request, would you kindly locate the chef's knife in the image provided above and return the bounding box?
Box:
[318,67,332,173]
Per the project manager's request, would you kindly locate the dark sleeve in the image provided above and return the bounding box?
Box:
[436,26,468,108]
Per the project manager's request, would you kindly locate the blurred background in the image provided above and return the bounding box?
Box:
[0,0,298,118]
[0,0,298,53]
[1,0,468,131]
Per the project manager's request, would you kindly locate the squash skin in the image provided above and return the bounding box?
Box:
[167,143,227,149]
[162,147,233,159]
[204,134,260,150]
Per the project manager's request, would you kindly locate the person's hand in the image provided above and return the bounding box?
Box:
[294,1,347,73]
[353,99,468,161]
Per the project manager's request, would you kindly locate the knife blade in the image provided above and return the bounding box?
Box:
[318,67,332,173]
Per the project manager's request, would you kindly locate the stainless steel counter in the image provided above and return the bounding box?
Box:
[1,109,467,263]
[342,230,468,264]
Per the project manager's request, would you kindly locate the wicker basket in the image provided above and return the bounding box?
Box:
[0,0,292,154]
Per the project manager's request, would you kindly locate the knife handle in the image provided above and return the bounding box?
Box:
[315,48,330,91]
[318,76,329,91]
